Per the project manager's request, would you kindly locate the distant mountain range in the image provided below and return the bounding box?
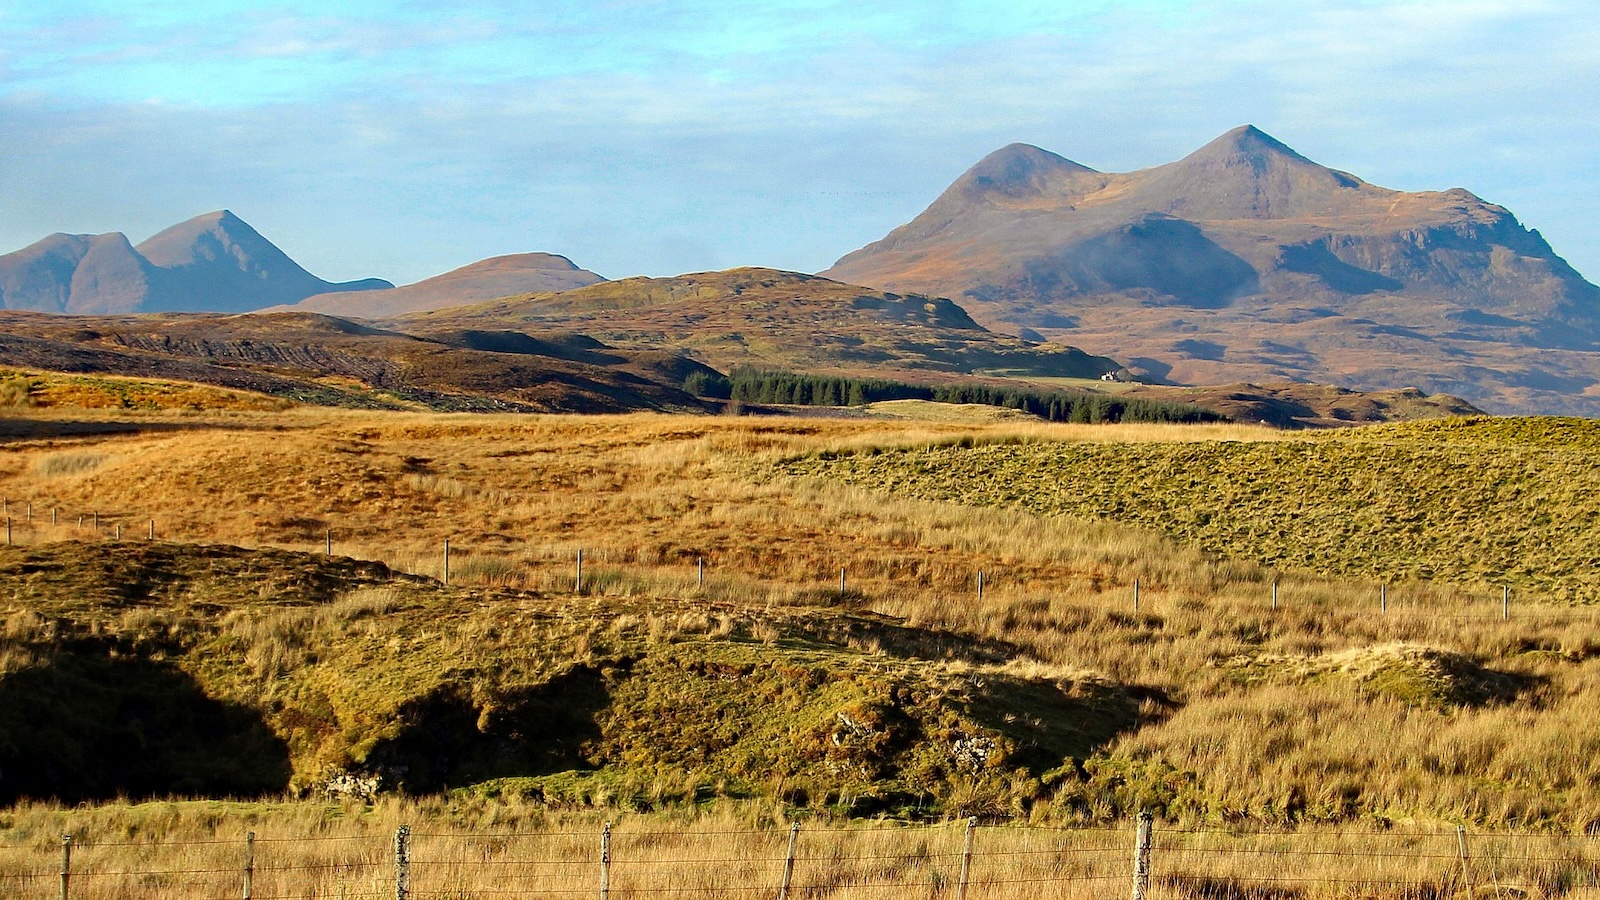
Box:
[825,125,1600,415]
[7,129,1600,416]
[0,211,392,314]
[0,211,606,318]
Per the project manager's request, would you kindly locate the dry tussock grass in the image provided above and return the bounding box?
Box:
[0,411,1280,602]
[1,800,1597,899]
[14,739,1600,879]
[30,451,111,479]
[5,408,1600,865]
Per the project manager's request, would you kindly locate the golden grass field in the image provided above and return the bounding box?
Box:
[4,388,1600,897]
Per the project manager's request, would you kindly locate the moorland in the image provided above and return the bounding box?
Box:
[7,118,1600,899]
[0,364,1596,898]
[0,385,1597,824]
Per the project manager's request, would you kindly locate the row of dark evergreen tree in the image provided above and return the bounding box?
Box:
[684,368,1223,424]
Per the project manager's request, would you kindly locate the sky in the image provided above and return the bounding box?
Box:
[2,0,1597,285]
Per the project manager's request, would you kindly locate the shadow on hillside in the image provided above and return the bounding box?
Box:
[786,611,1026,665]
[0,649,291,804]
[362,665,611,792]
[966,676,1175,776]
[0,416,246,442]
[1163,875,1308,900]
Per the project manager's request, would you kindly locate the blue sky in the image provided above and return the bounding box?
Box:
[2,1,1597,285]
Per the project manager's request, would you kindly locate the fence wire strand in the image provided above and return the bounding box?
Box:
[9,819,1600,899]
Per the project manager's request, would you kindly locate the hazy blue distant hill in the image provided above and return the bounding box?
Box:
[279,252,605,318]
[0,210,391,314]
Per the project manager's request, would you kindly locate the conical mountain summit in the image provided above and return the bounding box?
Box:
[0,211,392,314]
[824,125,1600,415]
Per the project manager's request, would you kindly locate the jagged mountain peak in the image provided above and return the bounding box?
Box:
[1,211,390,314]
[822,128,1600,415]
[1183,125,1309,163]
[1129,125,1376,220]
[135,209,293,271]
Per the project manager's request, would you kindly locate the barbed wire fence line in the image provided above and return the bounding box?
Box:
[4,816,1600,900]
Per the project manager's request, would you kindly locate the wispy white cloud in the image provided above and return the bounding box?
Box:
[0,0,1595,284]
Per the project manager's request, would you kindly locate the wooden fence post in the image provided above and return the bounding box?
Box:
[600,821,611,900]
[51,507,57,526]
[697,557,704,588]
[577,549,584,593]
[243,831,255,900]
[1502,586,1510,621]
[1134,578,1140,611]
[953,817,977,900]
[1457,825,1473,894]
[114,524,121,540]
[93,511,98,530]
[5,517,10,546]
[148,519,155,540]
[778,822,800,900]
[1381,584,1387,614]
[442,539,450,585]
[1132,811,1152,900]
[326,529,332,556]
[394,825,410,900]
[839,567,846,596]
[1271,580,1278,611]
[977,571,984,603]
[59,834,71,900]
[27,502,32,522]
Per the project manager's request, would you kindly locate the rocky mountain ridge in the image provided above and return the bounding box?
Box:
[824,126,1600,414]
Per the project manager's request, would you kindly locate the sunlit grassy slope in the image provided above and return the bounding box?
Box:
[2,404,1599,831]
[781,415,1600,597]
[0,541,1131,816]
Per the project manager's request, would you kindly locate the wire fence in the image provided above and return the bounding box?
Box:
[2,499,1597,628]
[4,817,1600,900]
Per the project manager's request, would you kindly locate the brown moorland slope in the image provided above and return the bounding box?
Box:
[398,267,1120,381]
[2,409,1600,835]
[824,126,1600,415]
[0,310,714,413]
[0,293,1482,427]
[282,252,606,318]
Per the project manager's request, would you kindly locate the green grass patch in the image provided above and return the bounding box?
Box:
[0,542,1141,819]
[777,416,1600,597]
